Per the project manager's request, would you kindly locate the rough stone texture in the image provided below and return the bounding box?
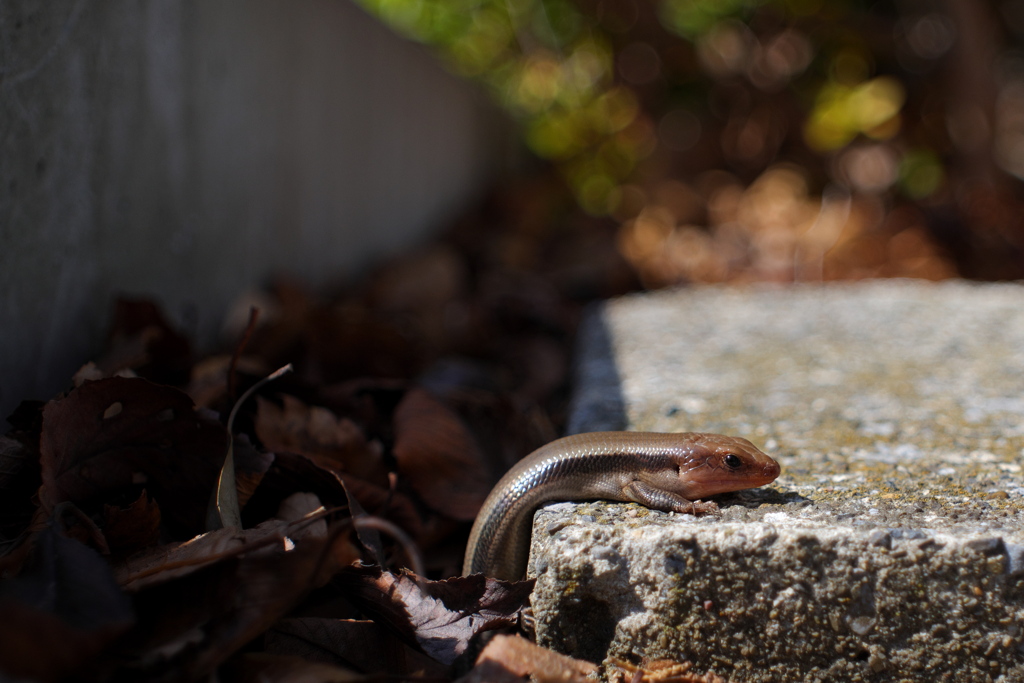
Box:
[537,281,1024,682]
[0,0,512,424]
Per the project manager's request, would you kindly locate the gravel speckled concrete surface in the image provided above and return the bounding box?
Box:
[537,281,1024,682]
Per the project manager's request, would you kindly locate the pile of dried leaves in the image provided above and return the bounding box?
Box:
[0,291,571,681]
[0,183,730,682]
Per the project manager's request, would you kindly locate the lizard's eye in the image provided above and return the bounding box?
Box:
[724,454,742,469]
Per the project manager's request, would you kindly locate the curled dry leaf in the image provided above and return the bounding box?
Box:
[456,634,597,683]
[0,525,134,682]
[38,377,230,540]
[242,450,420,560]
[337,565,534,666]
[232,434,276,511]
[256,394,387,484]
[113,508,358,592]
[243,451,354,522]
[391,388,490,521]
[114,522,296,592]
[265,618,448,678]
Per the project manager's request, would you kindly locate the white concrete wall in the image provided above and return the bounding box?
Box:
[0,0,513,422]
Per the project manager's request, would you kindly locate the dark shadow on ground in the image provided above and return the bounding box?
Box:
[566,303,627,434]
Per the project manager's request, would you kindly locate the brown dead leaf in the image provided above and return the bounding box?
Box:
[256,394,387,484]
[317,379,406,447]
[334,473,422,544]
[0,524,134,682]
[114,522,293,591]
[416,374,555,482]
[112,517,357,680]
[304,303,422,384]
[223,653,368,683]
[102,489,161,554]
[366,245,468,354]
[38,377,230,540]
[392,388,490,521]
[266,618,448,678]
[455,659,526,683]
[113,510,355,592]
[338,565,534,665]
[457,634,596,683]
[243,451,354,523]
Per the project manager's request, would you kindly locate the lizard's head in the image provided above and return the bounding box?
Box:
[672,433,780,498]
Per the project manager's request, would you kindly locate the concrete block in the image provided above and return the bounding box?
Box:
[537,281,1024,682]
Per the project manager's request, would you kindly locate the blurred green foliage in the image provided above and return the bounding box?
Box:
[356,0,1018,232]
[359,0,632,213]
[658,0,766,39]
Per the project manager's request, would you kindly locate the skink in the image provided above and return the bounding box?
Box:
[463,431,781,580]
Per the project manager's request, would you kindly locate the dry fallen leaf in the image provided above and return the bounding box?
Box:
[102,489,162,554]
[457,634,597,683]
[304,300,422,384]
[256,394,387,485]
[391,388,490,521]
[222,652,368,683]
[265,618,448,678]
[366,245,468,354]
[111,516,359,680]
[113,508,357,592]
[231,434,276,512]
[240,450,420,562]
[338,566,534,666]
[38,377,230,541]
